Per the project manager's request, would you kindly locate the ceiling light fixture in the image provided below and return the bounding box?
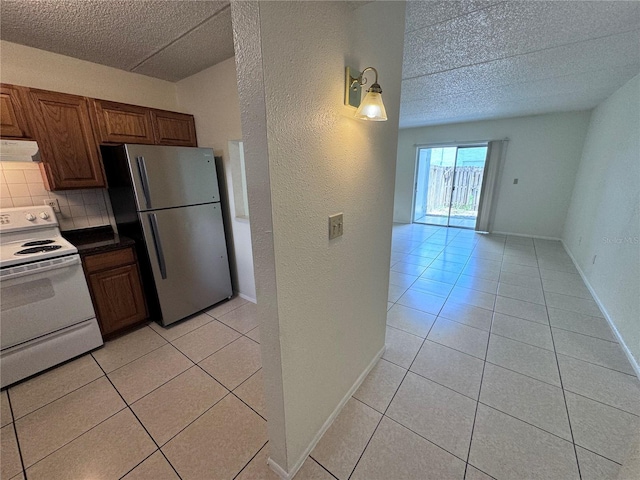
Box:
[345,66,388,122]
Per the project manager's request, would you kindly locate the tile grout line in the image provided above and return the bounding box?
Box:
[309,456,340,479]
[172,332,240,366]
[229,389,267,423]
[95,326,170,375]
[384,334,637,425]
[344,332,417,479]
[562,389,639,418]
[190,359,266,422]
[9,370,105,422]
[550,324,621,345]
[488,330,555,353]
[152,296,250,344]
[91,330,266,468]
[396,228,475,320]
[350,232,469,480]
[534,240,582,480]
[5,390,28,480]
[230,440,269,480]
[463,234,506,479]
[19,406,129,473]
[118,450,162,479]
[552,350,635,377]
[91,354,185,480]
[182,362,270,476]
[568,445,624,468]
[356,388,589,471]
[126,361,199,405]
[189,332,261,378]
[110,354,264,455]
[475,400,576,445]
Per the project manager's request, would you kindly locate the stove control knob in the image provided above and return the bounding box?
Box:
[39,212,50,220]
[25,213,36,221]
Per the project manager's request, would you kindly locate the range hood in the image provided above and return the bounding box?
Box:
[0,140,40,162]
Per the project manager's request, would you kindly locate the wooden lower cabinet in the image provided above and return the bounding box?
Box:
[83,246,148,338]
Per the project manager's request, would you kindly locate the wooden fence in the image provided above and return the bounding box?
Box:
[426,166,484,213]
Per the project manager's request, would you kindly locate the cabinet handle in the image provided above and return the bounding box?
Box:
[148,214,167,279]
[136,156,152,209]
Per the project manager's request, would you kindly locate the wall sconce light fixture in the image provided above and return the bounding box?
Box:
[345,67,388,121]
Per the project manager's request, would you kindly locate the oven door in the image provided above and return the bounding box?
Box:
[0,255,96,350]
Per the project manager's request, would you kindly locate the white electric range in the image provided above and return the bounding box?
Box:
[0,206,103,388]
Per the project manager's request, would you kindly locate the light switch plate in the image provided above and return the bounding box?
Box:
[329,213,343,240]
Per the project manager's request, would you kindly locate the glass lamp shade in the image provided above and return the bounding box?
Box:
[355,91,388,121]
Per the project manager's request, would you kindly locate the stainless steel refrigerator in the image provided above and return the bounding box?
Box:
[102,144,233,326]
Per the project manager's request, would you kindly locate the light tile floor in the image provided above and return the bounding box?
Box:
[0,296,287,480]
[373,223,640,479]
[2,223,639,479]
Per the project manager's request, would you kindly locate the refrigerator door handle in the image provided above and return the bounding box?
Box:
[148,213,167,279]
[136,156,152,209]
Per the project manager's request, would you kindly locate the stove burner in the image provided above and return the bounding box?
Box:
[15,245,63,255]
[21,240,56,247]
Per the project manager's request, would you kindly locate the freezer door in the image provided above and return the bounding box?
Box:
[139,203,232,325]
[124,144,220,211]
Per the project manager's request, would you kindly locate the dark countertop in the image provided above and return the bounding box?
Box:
[62,226,136,255]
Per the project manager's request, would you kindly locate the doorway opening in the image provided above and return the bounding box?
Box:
[413,144,488,229]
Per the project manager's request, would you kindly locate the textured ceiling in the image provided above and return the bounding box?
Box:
[0,0,234,82]
[1,1,638,126]
[400,0,640,128]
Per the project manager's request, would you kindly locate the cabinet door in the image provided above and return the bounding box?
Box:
[28,89,105,190]
[0,84,33,139]
[88,263,148,336]
[151,110,197,147]
[93,100,155,144]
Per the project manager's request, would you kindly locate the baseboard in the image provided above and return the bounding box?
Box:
[560,240,640,379]
[267,458,290,480]
[493,231,562,241]
[267,344,386,479]
[237,292,257,304]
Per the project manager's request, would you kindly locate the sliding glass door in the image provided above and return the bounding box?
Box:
[413,144,488,229]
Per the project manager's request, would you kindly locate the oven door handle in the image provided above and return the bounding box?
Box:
[0,255,81,281]
[148,213,167,279]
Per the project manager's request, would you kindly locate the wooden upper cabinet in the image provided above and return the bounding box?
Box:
[93,100,155,144]
[28,89,106,190]
[0,84,34,139]
[151,110,197,147]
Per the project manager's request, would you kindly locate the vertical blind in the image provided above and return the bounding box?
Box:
[475,140,508,232]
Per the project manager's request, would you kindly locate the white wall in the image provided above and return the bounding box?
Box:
[176,58,257,302]
[0,41,178,110]
[395,111,592,238]
[233,1,405,475]
[563,74,640,368]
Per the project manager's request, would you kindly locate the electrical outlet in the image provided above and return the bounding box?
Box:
[44,199,60,213]
[328,213,343,240]
[513,178,519,184]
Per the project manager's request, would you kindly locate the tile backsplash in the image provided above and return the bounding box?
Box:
[0,161,113,231]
